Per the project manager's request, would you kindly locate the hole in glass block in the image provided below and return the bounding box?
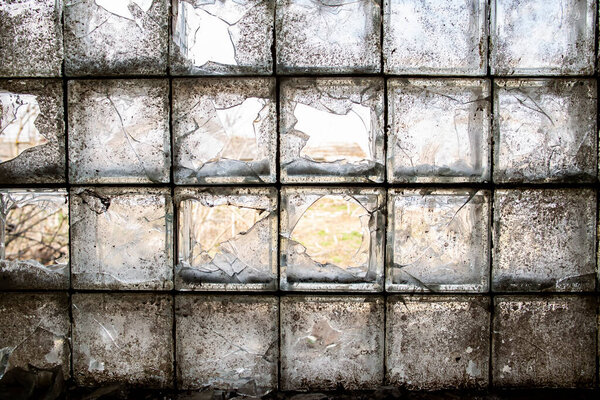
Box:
[291,195,370,270]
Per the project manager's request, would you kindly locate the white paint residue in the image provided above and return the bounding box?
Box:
[95,0,153,21]
[294,103,371,162]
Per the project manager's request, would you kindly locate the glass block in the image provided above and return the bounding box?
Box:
[176,295,278,393]
[494,79,597,183]
[275,0,381,74]
[171,0,274,75]
[387,78,491,183]
[280,187,385,292]
[386,189,490,293]
[383,0,487,75]
[72,293,173,388]
[175,187,277,291]
[280,295,384,390]
[68,79,170,184]
[493,296,596,388]
[0,0,63,77]
[386,295,490,390]
[64,0,168,75]
[0,293,70,380]
[490,0,596,75]
[70,187,173,290]
[493,189,596,292]
[0,189,69,290]
[280,78,384,183]
[172,78,276,184]
[0,79,65,183]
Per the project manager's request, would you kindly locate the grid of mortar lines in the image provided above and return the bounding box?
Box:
[1,0,600,392]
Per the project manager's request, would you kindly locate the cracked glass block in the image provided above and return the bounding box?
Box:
[0,293,70,381]
[72,293,173,388]
[494,79,597,183]
[68,79,170,184]
[388,79,491,183]
[171,0,274,75]
[384,0,487,75]
[493,189,596,292]
[64,0,168,75]
[0,0,63,77]
[387,189,490,293]
[173,78,276,184]
[386,295,490,390]
[280,78,384,183]
[70,187,173,290]
[176,187,277,291]
[276,0,381,73]
[491,0,596,75]
[0,80,65,183]
[280,296,384,390]
[280,187,385,292]
[493,296,596,388]
[176,295,278,393]
[0,189,69,290]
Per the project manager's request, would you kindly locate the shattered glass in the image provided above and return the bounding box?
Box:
[280,78,385,183]
[0,189,69,290]
[70,187,173,290]
[276,0,382,73]
[176,296,278,392]
[64,0,168,75]
[387,189,489,293]
[384,0,487,75]
[173,78,276,184]
[491,0,595,75]
[493,79,597,183]
[386,296,490,390]
[0,80,65,184]
[68,79,170,184]
[493,189,596,292]
[280,296,384,390]
[0,293,70,381]
[176,188,277,290]
[171,0,274,75]
[388,79,491,183]
[72,293,173,388]
[280,187,384,291]
[0,0,63,77]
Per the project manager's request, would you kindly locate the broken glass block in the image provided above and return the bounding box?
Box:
[176,295,278,392]
[0,80,65,183]
[0,189,69,290]
[280,78,384,183]
[494,79,597,183]
[173,78,276,184]
[387,189,490,293]
[493,296,596,387]
[388,78,491,183]
[386,295,490,389]
[171,0,274,75]
[70,187,173,290]
[384,0,487,75]
[64,0,168,75]
[491,0,595,75]
[0,293,70,381]
[68,79,170,184]
[72,293,173,388]
[493,189,596,292]
[0,0,63,77]
[276,0,382,73]
[280,187,384,291]
[280,295,384,390]
[176,187,277,291]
